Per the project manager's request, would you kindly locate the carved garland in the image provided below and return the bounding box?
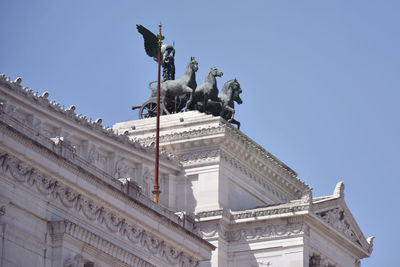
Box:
[0,151,199,267]
[197,222,308,242]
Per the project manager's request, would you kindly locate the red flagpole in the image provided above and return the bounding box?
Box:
[153,23,164,203]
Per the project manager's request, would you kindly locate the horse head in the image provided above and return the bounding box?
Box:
[231,78,243,105]
[209,67,223,78]
[188,56,199,73]
[221,79,242,105]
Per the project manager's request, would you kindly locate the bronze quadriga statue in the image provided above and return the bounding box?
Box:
[133,24,243,129]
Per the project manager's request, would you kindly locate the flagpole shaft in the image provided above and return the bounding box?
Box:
[153,23,163,203]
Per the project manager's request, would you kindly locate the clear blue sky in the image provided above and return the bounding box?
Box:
[1,1,399,265]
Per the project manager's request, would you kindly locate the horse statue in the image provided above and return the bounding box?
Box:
[206,78,243,129]
[149,56,198,110]
[188,67,223,112]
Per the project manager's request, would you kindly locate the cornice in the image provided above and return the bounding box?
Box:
[196,219,309,242]
[196,200,310,222]
[0,115,213,253]
[135,124,226,147]
[222,123,309,195]
[131,114,309,198]
[50,220,154,267]
[220,150,290,202]
[0,151,208,266]
[0,74,179,166]
[0,99,187,228]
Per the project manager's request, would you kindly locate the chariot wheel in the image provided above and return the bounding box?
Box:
[139,98,170,119]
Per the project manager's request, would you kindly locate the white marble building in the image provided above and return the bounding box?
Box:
[0,74,373,266]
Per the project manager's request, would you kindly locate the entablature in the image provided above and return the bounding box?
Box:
[0,74,180,178]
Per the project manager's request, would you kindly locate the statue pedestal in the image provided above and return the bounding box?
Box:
[114,111,307,214]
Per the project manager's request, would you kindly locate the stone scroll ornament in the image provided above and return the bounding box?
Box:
[133,24,243,129]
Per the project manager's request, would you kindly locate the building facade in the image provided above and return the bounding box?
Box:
[0,75,373,266]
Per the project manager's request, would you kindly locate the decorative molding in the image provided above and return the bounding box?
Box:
[197,222,308,242]
[316,207,366,251]
[366,236,374,254]
[63,254,102,267]
[179,149,220,165]
[220,150,289,202]
[196,204,309,221]
[333,181,344,198]
[231,204,309,220]
[300,189,313,205]
[223,124,308,189]
[131,115,309,197]
[228,223,308,242]
[135,125,226,147]
[2,117,204,240]
[0,74,177,164]
[196,209,224,218]
[0,151,200,267]
[51,220,154,267]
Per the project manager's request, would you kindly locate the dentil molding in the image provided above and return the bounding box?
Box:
[0,151,199,267]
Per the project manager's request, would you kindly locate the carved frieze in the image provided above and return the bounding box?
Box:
[0,74,177,164]
[55,222,154,267]
[196,209,224,218]
[228,223,308,242]
[142,167,152,197]
[316,208,360,245]
[179,149,220,165]
[135,125,226,147]
[197,221,308,242]
[88,146,100,163]
[114,158,129,179]
[232,205,309,220]
[0,151,199,267]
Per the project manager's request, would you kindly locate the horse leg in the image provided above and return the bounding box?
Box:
[184,86,194,110]
[201,94,208,113]
[222,106,235,121]
[230,118,240,130]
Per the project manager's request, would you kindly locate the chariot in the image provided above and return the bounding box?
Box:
[132,95,188,119]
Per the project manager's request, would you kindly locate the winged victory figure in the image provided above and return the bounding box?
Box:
[136,24,175,81]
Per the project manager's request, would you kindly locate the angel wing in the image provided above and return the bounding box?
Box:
[136,24,158,61]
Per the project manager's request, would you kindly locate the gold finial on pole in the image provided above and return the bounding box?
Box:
[157,23,165,45]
